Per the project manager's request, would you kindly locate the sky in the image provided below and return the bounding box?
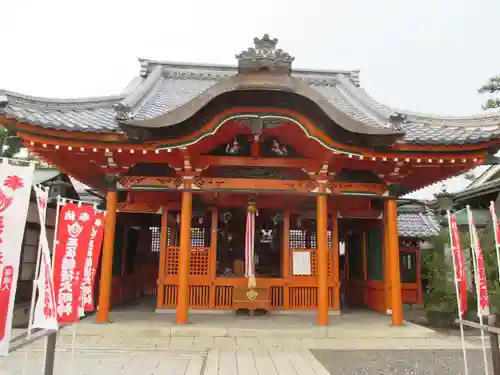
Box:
[2,0,500,198]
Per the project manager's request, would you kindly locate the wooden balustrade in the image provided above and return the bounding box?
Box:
[155,245,341,311]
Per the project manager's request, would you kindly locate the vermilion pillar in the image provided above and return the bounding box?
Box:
[282,210,291,309]
[331,212,340,310]
[176,191,192,324]
[96,190,118,323]
[383,213,391,313]
[156,207,168,309]
[385,199,403,325]
[317,186,329,326]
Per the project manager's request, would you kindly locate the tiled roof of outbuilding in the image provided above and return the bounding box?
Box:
[398,204,441,238]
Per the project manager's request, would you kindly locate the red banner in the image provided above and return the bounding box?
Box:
[467,207,490,317]
[53,203,94,323]
[449,214,468,314]
[0,266,13,340]
[82,211,105,311]
[490,201,500,281]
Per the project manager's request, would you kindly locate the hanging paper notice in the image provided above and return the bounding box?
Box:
[292,251,312,276]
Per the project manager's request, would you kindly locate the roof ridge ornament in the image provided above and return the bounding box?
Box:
[236,34,295,74]
[0,94,7,115]
[388,112,407,131]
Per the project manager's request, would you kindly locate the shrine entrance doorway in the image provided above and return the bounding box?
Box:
[216,207,283,279]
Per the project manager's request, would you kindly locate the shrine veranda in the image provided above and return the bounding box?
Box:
[2,34,500,326]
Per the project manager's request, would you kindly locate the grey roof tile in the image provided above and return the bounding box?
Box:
[311,85,387,128]
[5,105,119,132]
[133,78,219,120]
[398,204,441,238]
[401,121,500,145]
[2,60,500,145]
[0,90,123,132]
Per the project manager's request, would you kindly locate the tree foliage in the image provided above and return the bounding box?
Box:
[478,75,500,110]
[0,127,22,158]
[423,223,500,319]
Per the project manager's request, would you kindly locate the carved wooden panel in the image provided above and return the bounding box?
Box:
[119,176,183,189]
[193,178,319,193]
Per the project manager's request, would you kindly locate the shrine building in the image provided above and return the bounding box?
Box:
[1,35,500,326]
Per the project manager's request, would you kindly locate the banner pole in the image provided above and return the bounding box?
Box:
[467,205,489,375]
[490,201,500,283]
[447,211,469,375]
[50,197,63,274]
[43,196,62,375]
[27,185,48,334]
[22,188,48,375]
[69,324,76,375]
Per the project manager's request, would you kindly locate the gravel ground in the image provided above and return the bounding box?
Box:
[312,349,491,375]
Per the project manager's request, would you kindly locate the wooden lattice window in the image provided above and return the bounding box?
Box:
[150,226,160,252]
[310,230,332,249]
[289,229,307,249]
[150,226,171,252]
[190,248,209,275]
[190,228,205,247]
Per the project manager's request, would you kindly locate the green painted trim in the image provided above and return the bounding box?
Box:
[366,228,383,281]
[341,191,378,196]
[155,112,362,155]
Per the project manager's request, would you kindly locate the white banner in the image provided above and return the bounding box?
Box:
[0,160,35,356]
[32,185,57,330]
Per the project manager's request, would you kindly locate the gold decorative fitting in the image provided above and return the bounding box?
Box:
[246,289,258,301]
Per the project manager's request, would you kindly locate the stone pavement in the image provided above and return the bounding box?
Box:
[1,309,487,374]
[313,349,491,375]
[0,330,485,375]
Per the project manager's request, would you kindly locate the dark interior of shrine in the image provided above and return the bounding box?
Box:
[216,208,283,278]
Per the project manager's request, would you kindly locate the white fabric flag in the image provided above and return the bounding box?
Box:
[0,160,34,356]
[32,185,58,330]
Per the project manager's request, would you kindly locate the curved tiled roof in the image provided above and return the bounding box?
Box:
[398,204,441,238]
[0,90,123,132]
[1,35,500,145]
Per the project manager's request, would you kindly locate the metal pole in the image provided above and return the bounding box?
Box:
[43,331,57,375]
[489,315,500,375]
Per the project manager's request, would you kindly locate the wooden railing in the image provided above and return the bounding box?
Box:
[156,246,340,311]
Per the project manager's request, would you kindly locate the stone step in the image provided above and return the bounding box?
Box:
[54,321,437,339]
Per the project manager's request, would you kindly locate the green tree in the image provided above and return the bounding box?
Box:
[0,127,22,158]
[478,76,500,110]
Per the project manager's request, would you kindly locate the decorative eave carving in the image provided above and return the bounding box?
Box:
[233,115,283,134]
[236,34,295,75]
